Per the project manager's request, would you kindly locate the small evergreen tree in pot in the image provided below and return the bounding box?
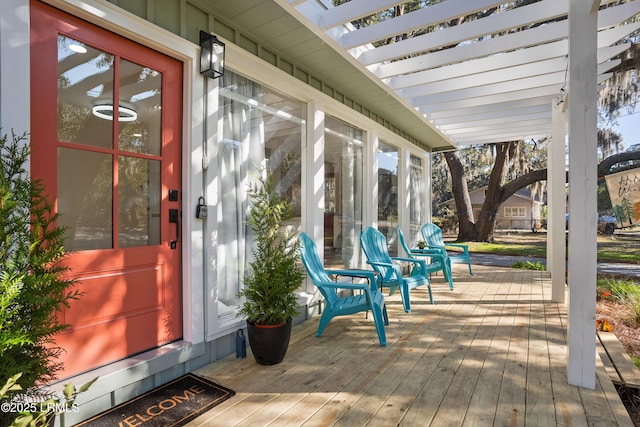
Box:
[238,171,304,364]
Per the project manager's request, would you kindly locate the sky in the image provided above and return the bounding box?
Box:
[611,107,640,150]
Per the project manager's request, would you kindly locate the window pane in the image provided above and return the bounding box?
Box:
[410,155,425,242]
[57,35,114,148]
[218,71,304,321]
[324,116,364,269]
[58,147,113,250]
[118,59,162,155]
[378,141,399,256]
[118,156,161,247]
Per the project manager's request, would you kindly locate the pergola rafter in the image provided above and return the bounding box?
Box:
[280,0,640,146]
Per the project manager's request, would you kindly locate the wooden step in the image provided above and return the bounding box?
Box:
[597,331,640,389]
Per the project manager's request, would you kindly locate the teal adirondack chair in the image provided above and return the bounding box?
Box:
[360,227,433,312]
[397,226,453,290]
[421,223,473,276]
[299,232,389,346]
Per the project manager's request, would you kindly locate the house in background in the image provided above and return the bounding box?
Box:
[444,186,545,232]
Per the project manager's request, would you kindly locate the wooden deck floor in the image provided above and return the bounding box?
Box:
[191,265,634,426]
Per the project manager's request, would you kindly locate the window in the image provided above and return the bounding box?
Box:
[217,71,304,321]
[324,116,365,269]
[378,141,399,256]
[504,207,526,217]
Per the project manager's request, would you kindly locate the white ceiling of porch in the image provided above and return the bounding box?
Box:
[273,0,640,148]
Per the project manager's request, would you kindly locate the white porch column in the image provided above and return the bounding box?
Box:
[425,152,433,222]
[0,0,30,136]
[398,147,410,230]
[548,99,567,303]
[366,130,379,229]
[567,0,598,389]
[305,102,326,249]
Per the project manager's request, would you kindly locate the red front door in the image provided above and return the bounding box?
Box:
[30,2,183,377]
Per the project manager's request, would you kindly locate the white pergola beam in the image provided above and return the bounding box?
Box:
[437,113,551,132]
[398,58,569,98]
[426,98,553,120]
[409,73,567,106]
[598,21,640,46]
[406,59,617,104]
[373,5,639,80]
[452,131,551,144]
[375,21,568,79]
[319,0,405,30]
[340,0,506,49]
[358,0,567,65]
[445,121,552,138]
[415,70,611,114]
[598,0,640,28]
[388,40,568,90]
[433,105,550,126]
[418,85,561,114]
[388,39,627,91]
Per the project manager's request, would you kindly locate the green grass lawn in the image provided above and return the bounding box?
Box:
[449,231,640,264]
[464,240,547,258]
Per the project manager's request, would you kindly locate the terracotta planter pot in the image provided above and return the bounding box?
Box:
[246,319,292,365]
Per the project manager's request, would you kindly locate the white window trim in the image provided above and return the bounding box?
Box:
[505,206,527,217]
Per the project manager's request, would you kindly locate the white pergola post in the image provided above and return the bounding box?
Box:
[566,0,599,389]
[548,99,567,303]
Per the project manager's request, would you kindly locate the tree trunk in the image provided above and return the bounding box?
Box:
[444,151,478,240]
[446,142,515,242]
[474,143,513,242]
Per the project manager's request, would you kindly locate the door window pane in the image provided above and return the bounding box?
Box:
[57,35,167,251]
[324,116,364,268]
[57,147,113,250]
[118,60,162,155]
[118,157,161,247]
[378,141,399,256]
[57,35,114,148]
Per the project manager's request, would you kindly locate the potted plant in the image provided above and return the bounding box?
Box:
[238,171,305,365]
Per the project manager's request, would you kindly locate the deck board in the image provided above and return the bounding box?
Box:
[191,265,634,426]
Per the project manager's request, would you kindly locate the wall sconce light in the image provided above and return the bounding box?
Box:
[200,30,225,79]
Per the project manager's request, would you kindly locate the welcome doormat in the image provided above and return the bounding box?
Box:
[75,374,235,427]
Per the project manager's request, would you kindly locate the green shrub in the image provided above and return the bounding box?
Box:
[0,131,79,416]
[238,171,304,326]
[1,373,96,427]
[602,278,640,325]
[510,260,546,271]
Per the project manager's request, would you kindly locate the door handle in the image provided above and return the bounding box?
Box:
[169,209,179,249]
